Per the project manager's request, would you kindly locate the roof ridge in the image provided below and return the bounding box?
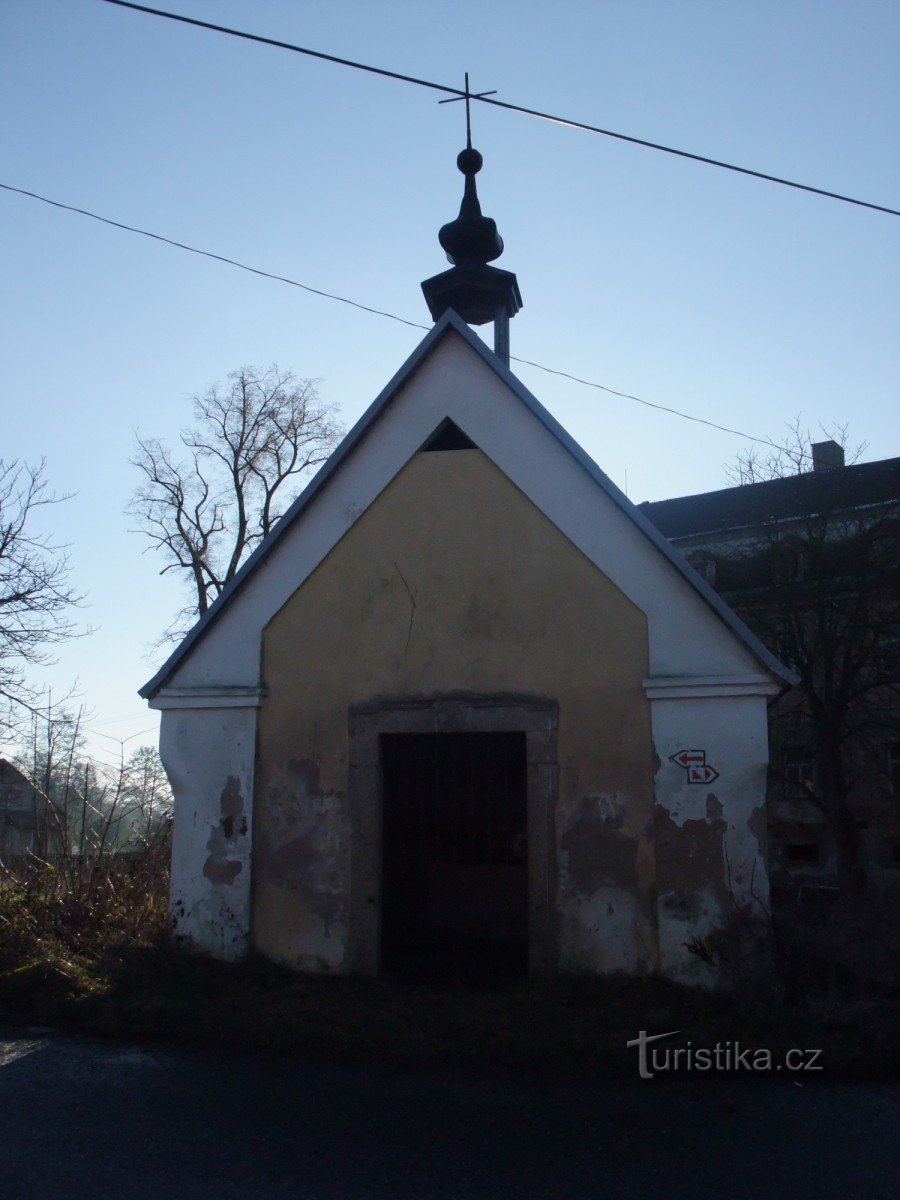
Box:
[642,455,900,511]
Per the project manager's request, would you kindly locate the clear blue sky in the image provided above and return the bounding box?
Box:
[1,0,898,765]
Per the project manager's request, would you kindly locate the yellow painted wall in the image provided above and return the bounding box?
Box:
[253,447,656,971]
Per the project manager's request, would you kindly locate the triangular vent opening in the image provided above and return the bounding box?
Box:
[421,418,477,452]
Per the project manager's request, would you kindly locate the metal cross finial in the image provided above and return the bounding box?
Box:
[439,72,497,148]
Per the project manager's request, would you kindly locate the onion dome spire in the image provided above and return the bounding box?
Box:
[438,146,504,267]
[421,75,522,363]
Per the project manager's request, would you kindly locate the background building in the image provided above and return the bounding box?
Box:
[0,758,59,862]
[642,444,900,898]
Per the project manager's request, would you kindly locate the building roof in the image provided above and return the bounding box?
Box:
[0,758,33,797]
[640,457,900,541]
[141,310,795,698]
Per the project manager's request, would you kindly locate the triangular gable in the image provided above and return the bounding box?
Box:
[421,417,477,451]
[141,311,794,698]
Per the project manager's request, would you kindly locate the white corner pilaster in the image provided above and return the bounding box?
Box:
[153,686,265,960]
[644,677,773,985]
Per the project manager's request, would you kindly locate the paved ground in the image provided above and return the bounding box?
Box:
[1,1030,897,1199]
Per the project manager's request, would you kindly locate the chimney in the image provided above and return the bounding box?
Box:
[811,440,845,472]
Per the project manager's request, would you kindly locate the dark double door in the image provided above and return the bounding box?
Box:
[380,732,528,983]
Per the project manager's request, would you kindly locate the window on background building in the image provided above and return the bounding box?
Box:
[772,537,807,585]
[784,843,820,868]
[783,746,815,800]
[687,551,717,587]
[871,519,900,567]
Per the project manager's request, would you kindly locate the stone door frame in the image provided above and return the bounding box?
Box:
[346,694,559,975]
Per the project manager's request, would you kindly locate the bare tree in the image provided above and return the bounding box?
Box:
[129,365,342,636]
[121,744,173,849]
[724,416,868,486]
[731,514,898,888]
[0,459,83,735]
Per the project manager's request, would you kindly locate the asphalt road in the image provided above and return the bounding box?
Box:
[1,1031,897,1199]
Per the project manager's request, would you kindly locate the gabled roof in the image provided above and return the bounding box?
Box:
[141,310,794,698]
[641,457,900,541]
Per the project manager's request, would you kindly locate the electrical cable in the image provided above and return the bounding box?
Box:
[0,183,428,333]
[98,0,900,218]
[1,180,807,458]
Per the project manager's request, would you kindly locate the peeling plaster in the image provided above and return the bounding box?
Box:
[220,775,245,822]
[560,888,652,975]
[202,776,246,886]
[561,794,638,896]
[747,803,768,858]
[255,759,347,941]
[654,802,729,911]
[706,792,723,821]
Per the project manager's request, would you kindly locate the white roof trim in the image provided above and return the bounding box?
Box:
[148,686,268,711]
[643,675,783,699]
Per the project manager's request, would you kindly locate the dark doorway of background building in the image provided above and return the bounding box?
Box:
[380,731,528,985]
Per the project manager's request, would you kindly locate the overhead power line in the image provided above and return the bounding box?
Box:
[99,0,900,218]
[0,184,427,333]
[0,180,810,458]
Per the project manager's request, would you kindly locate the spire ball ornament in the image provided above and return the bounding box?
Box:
[457,147,483,174]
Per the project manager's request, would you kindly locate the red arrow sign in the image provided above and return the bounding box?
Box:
[688,764,720,785]
[670,749,706,769]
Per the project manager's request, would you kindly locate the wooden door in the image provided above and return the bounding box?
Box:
[380,732,528,983]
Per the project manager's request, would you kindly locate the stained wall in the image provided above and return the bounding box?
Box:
[253,446,657,973]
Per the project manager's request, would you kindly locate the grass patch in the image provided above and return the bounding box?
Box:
[1,854,898,1082]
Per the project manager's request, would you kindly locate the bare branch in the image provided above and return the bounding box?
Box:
[0,460,85,737]
[723,416,867,486]
[129,366,342,640]
[709,445,899,888]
